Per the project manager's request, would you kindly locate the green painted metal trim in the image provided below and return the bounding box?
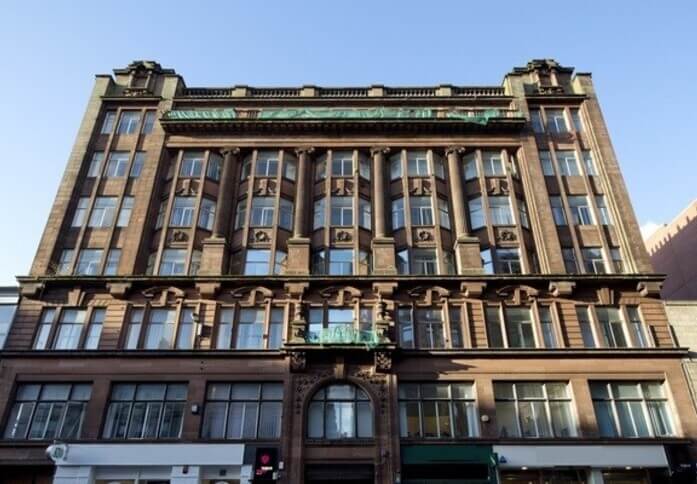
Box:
[401,445,495,464]
[257,107,434,119]
[306,325,380,348]
[164,108,237,120]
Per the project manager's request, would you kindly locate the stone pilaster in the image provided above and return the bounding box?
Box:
[370,147,397,275]
[445,146,483,274]
[286,147,314,275]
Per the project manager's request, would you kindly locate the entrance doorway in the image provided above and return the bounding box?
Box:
[305,464,374,484]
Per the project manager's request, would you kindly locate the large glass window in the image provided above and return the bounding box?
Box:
[530,109,544,133]
[256,152,279,177]
[407,151,430,176]
[591,382,673,437]
[504,307,536,348]
[33,309,55,350]
[72,198,90,227]
[279,198,293,231]
[198,198,216,231]
[539,150,554,176]
[438,199,451,229]
[463,152,478,180]
[117,111,141,135]
[359,198,371,230]
[468,197,485,230]
[399,383,478,439]
[582,150,597,175]
[562,248,578,274]
[144,308,177,349]
[170,197,196,227]
[414,309,445,349]
[482,151,505,177]
[142,111,156,134]
[236,309,264,349]
[244,249,271,275]
[88,197,117,228]
[329,249,354,275]
[105,152,130,177]
[180,151,204,178]
[202,383,283,439]
[331,197,353,226]
[556,151,581,176]
[398,307,414,348]
[538,306,558,349]
[550,197,567,225]
[595,196,612,225]
[576,305,596,348]
[3,383,91,440]
[568,196,594,225]
[130,151,145,178]
[412,249,438,275]
[495,382,576,438]
[159,249,188,275]
[626,306,649,348]
[313,198,325,230]
[582,248,606,274]
[53,309,87,349]
[390,153,402,180]
[411,197,434,226]
[595,307,629,348]
[546,109,569,133]
[102,383,187,439]
[332,151,354,176]
[307,384,373,439]
[392,197,405,230]
[495,248,522,274]
[101,111,116,134]
[489,197,513,225]
[117,197,134,227]
[75,249,103,275]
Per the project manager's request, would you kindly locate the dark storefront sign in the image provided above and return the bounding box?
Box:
[401,445,496,484]
[305,464,374,483]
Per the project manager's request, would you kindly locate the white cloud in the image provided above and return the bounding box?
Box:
[640,221,661,240]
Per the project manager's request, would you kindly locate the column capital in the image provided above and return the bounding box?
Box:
[445,145,466,156]
[370,146,391,156]
[294,146,315,156]
[220,146,241,157]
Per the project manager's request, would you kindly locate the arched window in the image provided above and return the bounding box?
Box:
[307,383,373,439]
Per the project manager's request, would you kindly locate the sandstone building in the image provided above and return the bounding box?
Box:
[1,60,695,484]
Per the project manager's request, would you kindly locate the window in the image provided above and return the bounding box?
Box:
[468,197,485,230]
[562,248,578,274]
[308,308,355,342]
[88,197,117,227]
[234,200,247,229]
[332,151,354,176]
[87,152,104,177]
[398,307,414,348]
[611,248,624,273]
[122,308,143,350]
[550,197,567,226]
[104,249,121,276]
[571,109,583,132]
[72,198,90,227]
[105,152,129,177]
[407,151,429,176]
[116,197,134,227]
[392,198,405,230]
[268,308,284,349]
[576,305,596,348]
[596,307,628,348]
[359,199,371,230]
[449,308,464,348]
[33,309,55,350]
[312,250,327,275]
[463,152,478,180]
[117,111,141,135]
[331,197,353,226]
[568,196,594,225]
[175,308,196,350]
[180,151,204,178]
[3,383,91,440]
[390,153,403,180]
[143,308,177,349]
[244,249,271,276]
[582,248,606,274]
[591,382,673,437]
[397,249,409,275]
[207,154,222,181]
[155,200,167,229]
[595,196,612,225]
[84,308,105,349]
[198,198,216,231]
[481,248,494,274]
[278,198,294,230]
[546,109,569,133]
[256,152,279,177]
[399,383,478,439]
[329,249,354,275]
[142,111,156,134]
[103,383,187,439]
[53,309,87,349]
[236,308,264,349]
[495,382,576,438]
[582,150,597,175]
[159,249,187,275]
[130,152,145,178]
[170,197,195,227]
[412,249,438,275]
[504,307,536,348]
[443,251,456,275]
[241,156,252,179]
[438,199,451,229]
[308,384,373,439]
[145,253,156,276]
[486,307,507,348]
[313,198,325,230]
[556,151,580,176]
[496,248,522,274]
[626,307,649,348]
[410,197,434,226]
[482,151,505,177]
[518,200,530,228]
[315,156,327,181]
[539,151,554,176]
[489,196,513,225]
[433,155,446,179]
[75,249,103,275]
[101,111,116,134]
[415,309,445,349]
[0,301,16,349]
[538,306,558,348]
[283,155,297,181]
[202,383,283,439]
[190,250,201,276]
[530,109,544,133]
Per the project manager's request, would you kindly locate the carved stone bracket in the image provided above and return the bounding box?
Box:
[374,351,393,373]
[255,178,276,196]
[170,230,189,243]
[220,146,241,158]
[332,178,353,196]
[445,146,465,156]
[230,286,273,305]
[196,282,221,299]
[548,281,575,297]
[319,286,362,306]
[19,282,44,298]
[496,285,539,305]
[460,282,487,298]
[107,282,132,299]
[294,146,315,157]
[289,351,307,373]
[142,286,186,305]
[252,230,271,242]
[487,178,509,195]
[596,287,616,305]
[416,230,433,241]
[408,286,450,306]
[369,146,391,157]
[410,178,431,195]
[637,281,662,298]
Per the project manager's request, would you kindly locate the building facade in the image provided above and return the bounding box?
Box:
[646,200,697,300]
[1,60,696,484]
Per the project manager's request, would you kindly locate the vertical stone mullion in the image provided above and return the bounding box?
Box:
[285,147,314,275]
[370,146,397,275]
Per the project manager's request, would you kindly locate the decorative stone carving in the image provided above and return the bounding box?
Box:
[255,178,276,196]
[416,230,433,241]
[289,298,307,344]
[196,282,220,299]
[171,230,189,243]
[374,294,394,344]
[332,178,353,196]
[349,368,389,415]
[289,351,307,373]
[252,230,270,242]
[107,282,132,299]
[496,285,539,305]
[445,146,465,157]
[334,230,352,242]
[487,178,509,195]
[319,286,362,306]
[176,178,197,196]
[142,286,186,305]
[230,286,274,305]
[549,281,575,297]
[460,282,487,298]
[637,281,662,298]
[369,146,390,157]
[294,370,333,414]
[408,286,450,306]
[67,288,86,307]
[374,351,392,373]
[410,178,431,196]
[294,146,315,157]
[496,229,517,242]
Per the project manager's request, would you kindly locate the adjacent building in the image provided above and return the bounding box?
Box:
[1,59,695,484]
[646,200,697,300]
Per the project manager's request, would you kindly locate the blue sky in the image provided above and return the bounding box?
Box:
[1,1,695,285]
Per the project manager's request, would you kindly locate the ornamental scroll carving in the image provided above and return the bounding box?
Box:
[350,368,389,415]
[294,370,333,415]
[496,285,539,305]
[255,178,276,196]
